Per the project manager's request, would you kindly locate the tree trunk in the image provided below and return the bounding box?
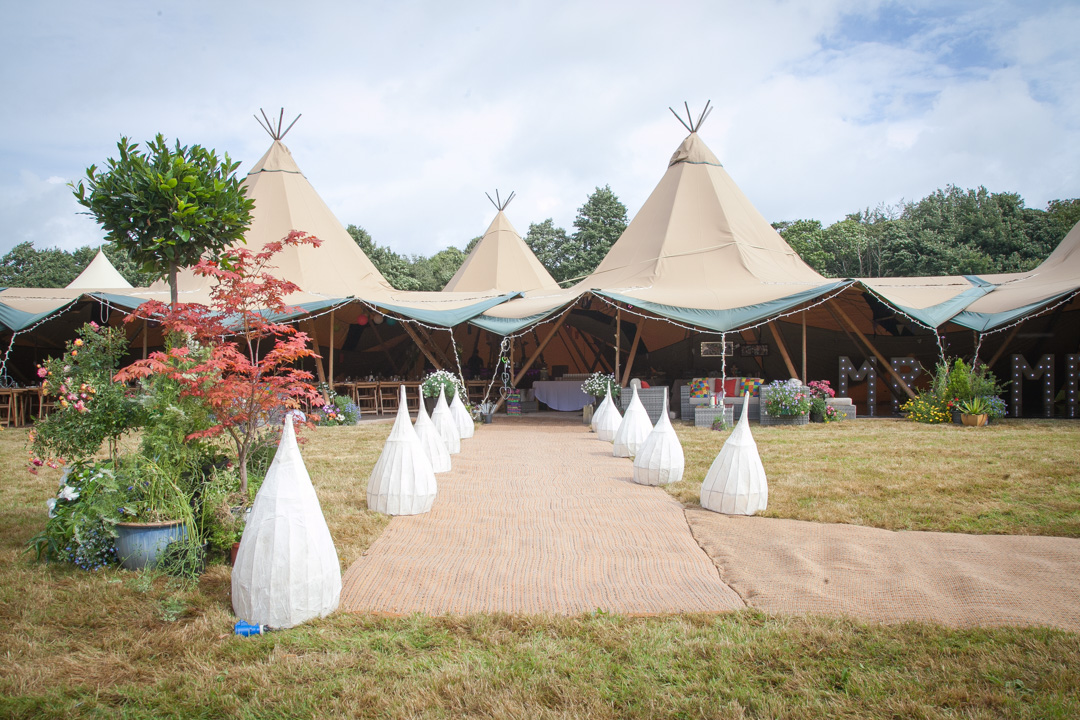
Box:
[169,261,179,307]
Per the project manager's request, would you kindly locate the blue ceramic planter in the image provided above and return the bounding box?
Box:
[114,520,187,570]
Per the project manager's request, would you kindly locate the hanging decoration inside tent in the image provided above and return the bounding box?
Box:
[357,314,369,326]
[1011,354,1055,418]
[838,357,877,417]
[232,415,341,629]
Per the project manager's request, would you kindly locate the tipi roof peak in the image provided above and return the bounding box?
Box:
[485,189,516,212]
[255,107,302,141]
[669,100,713,134]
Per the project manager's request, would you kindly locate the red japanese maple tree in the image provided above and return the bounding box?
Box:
[116,230,323,494]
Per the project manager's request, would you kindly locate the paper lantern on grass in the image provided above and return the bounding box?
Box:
[232,415,340,629]
[700,392,767,515]
[590,384,613,433]
[633,394,684,485]
[366,385,438,515]
[414,395,451,473]
[449,387,474,439]
[595,385,622,442]
[613,385,652,458]
[430,385,461,454]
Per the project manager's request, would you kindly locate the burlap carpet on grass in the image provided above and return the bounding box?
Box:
[687,509,1080,631]
[341,415,745,614]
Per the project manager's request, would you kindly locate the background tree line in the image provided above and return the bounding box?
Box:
[3,185,1076,289]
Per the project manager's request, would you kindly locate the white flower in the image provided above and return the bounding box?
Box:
[46,498,57,518]
[58,485,80,502]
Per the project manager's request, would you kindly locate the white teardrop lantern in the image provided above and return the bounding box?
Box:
[449,385,474,439]
[591,383,613,433]
[700,392,768,515]
[430,385,461,454]
[232,414,341,629]
[613,385,652,458]
[366,385,438,515]
[414,392,452,473]
[595,385,622,443]
[633,394,684,485]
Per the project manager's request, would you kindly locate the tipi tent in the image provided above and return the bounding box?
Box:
[442,192,560,294]
[67,250,132,289]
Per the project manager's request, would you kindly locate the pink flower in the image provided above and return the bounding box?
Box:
[37,366,47,378]
[89,321,99,330]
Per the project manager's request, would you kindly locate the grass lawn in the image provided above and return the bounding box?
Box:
[2,420,1078,719]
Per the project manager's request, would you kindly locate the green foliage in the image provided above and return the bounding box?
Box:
[346,224,421,290]
[411,246,467,291]
[0,242,154,288]
[314,393,360,426]
[420,369,465,400]
[761,380,811,417]
[523,186,628,284]
[905,357,1005,424]
[30,323,142,467]
[900,393,951,423]
[776,188,1076,278]
[581,372,619,400]
[72,134,254,303]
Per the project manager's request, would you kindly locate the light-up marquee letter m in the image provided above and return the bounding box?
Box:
[1011,354,1054,418]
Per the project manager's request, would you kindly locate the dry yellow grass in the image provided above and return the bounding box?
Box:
[669,419,1080,536]
[2,420,1079,718]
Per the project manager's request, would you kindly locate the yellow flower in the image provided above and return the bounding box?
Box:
[73,339,84,347]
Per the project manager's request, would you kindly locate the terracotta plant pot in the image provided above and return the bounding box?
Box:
[961,413,989,427]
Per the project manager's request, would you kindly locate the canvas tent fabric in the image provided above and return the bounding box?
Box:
[367,385,438,515]
[632,394,684,485]
[473,131,845,335]
[700,392,768,515]
[442,210,560,293]
[67,250,132,289]
[152,137,516,327]
[231,415,341,629]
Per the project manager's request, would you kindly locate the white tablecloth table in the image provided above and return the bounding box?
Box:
[531,380,593,411]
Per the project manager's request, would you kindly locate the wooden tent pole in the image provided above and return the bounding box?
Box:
[767,322,799,379]
[579,332,612,373]
[142,317,148,360]
[512,306,573,386]
[986,323,1023,369]
[829,300,915,399]
[329,309,335,386]
[801,310,807,385]
[615,308,622,384]
[415,323,453,368]
[621,319,645,387]
[400,321,442,370]
[304,320,330,402]
[558,327,591,374]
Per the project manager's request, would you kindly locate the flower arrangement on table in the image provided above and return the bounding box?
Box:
[581,372,619,402]
[421,369,466,402]
[761,379,810,417]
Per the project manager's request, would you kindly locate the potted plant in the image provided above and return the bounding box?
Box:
[806,379,838,423]
[760,379,811,426]
[957,396,991,426]
[421,369,466,414]
[477,401,496,424]
[581,372,620,405]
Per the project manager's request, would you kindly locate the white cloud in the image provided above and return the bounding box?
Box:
[0,0,1077,263]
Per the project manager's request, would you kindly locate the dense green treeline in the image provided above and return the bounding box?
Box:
[3,186,1076,289]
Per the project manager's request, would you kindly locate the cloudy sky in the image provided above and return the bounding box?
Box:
[2,0,1078,259]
